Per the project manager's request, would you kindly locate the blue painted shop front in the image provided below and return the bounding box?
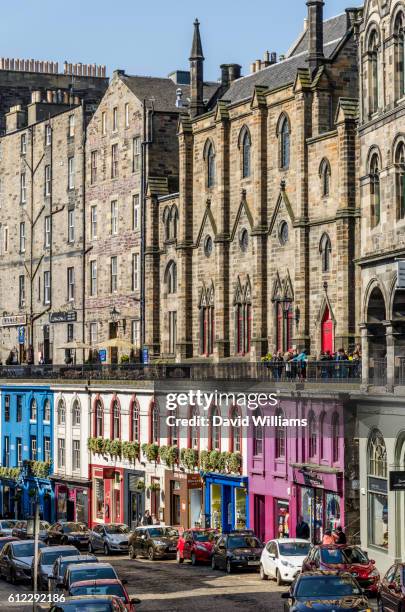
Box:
[203,473,249,532]
[0,386,55,522]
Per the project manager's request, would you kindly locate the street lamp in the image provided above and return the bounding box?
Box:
[110,306,120,323]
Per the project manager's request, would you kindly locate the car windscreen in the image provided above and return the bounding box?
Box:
[41,549,77,565]
[228,536,261,549]
[40,522,50,530]
[193,531,214,542]
[295,576,361,597]
[278,542,311,557]
[164,528,179,537]
[341,547,369,564]
[60,558,95,576]
[70,567,116,583]
[54,605,114,612]
[104,525,129,534]
[12,543,38,557]
[147,528,164,537]
[64,523,88,533]
[0,521,15,529]
[71,585,125,599]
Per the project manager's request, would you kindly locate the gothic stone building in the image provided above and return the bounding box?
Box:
[145,3,362,362]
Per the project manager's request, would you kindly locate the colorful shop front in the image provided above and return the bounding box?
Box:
[203,472,249,532]
[52,476,90,524]
[164,470,204,528]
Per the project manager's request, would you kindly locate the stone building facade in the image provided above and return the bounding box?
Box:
[145,4,362,362]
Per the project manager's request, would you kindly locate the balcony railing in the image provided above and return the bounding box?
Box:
[368,358,387,386]
[395,357,405,386]
[0,361,362,384]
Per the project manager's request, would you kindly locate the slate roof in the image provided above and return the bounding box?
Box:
[221,13,349,105]
[121,74,219,112]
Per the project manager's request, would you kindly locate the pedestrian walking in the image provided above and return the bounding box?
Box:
[333,526,347,544]
[296,516,310,540]
[142,510,152,525]
[322,529,335,545]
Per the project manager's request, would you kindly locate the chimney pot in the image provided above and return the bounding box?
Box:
[251,62,256,73]
[255,59,261,72]
[306,0,325,73]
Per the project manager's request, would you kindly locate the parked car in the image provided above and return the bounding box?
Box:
[281,570,371,611]
[57,562,119,596]
[31,545,79,590]
[211,533,263,574]
[68,579,141,611]
[302,544,380,594]
[260,539,311,585]
[0,539,46,583]
[128,526,179,560]
[0,536,19,552]
[177,529,217,565]
[48,554,98,593]
[378,562,405,611]
[11,520,27,538]
[45,595,127,611]
[89,524,130,555]
[0,520,17,536]
[46,522,90,549]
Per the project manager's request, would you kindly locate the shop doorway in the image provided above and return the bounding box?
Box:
[170,481,181,526]
[275,499,290,538]
[130,491,142,529]
[66,499,75,521]
[254,495,265,542]
[321,307,333,354]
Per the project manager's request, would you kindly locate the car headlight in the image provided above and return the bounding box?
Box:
[369,568,379,577]
[196,545,207,551]
[281,560,294,568]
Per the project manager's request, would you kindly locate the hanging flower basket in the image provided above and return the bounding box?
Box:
[135,479,145,491]
[148,482,160,492]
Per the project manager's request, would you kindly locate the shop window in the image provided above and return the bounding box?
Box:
[229,406,241,453]
[253,408,263,456]
[95,478,104,521]
[367,429,388,549]
[235,487,247,529]
[275,408,286,459]
[211,484,222,529]
[275,499,290,538]
[325,493,341,533]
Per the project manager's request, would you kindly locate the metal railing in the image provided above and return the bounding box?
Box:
[368,358,387,386]
[395,357,405,386]
[0,360,362,384]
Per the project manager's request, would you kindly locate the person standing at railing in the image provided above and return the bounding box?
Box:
[293,349,308,381]
[272,351,284,381]
[335,348,349,379]
[319,350,333,379]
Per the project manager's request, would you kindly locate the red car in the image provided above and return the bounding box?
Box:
[378,562,405,611]
[177,529,217,565]
[68,579,141,611]
[302,545,380,594]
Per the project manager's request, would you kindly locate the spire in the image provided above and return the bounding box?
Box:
[189,19,204,118]
[190,19,204,60]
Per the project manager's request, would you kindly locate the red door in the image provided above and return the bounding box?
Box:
[321,307,334,353]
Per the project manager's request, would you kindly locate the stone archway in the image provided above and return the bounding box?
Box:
[366,286,387,385]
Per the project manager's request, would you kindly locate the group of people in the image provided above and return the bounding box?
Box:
[140,509,160,526]
[296,516,347,545]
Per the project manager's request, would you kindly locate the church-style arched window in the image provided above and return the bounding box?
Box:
[320,233,332,273]
[165,260,177,294]
[368,30,380,115]
[205,141,215,188]
[278,115,290,169]
[370,152,381,227]
[395,142,405,219]
[240,128,251,178]
[395,13,405,100]
[319,158,331,197]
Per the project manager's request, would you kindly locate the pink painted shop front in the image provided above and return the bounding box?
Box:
[248,398,346,544]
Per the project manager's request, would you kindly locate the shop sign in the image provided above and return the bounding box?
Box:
[187,474,202,489]
[296,469,324,489]
[389,471,405,491]
[18,326,25,344]
[103,468,115,479]
[49,311,77,323]
[0,314,26,327]
[368,476,388,494]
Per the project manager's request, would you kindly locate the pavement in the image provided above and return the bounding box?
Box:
[0,553,380,612]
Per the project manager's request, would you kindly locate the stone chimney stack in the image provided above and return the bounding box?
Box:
[189,19,204,119]
[306,0,325,73]
[220,64,242,88]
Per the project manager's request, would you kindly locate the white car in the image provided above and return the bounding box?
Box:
[260,538,311,585]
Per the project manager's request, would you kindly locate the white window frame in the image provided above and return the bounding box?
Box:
[102,111,107,135]
[58,438,65,468]
[45,124,52,146]
[19,222,25,253]
[67,266,75,301]
[68,114,75,137]
[133,194,140,230]
[91,150,97,184]
[111,143,118,178]
[45,164,51,196]
[111,200,118,235]
[125,103,129,127]
[68,209,75,243]
[132,137,141,172]
[21,133,27,155]
[131,319,140,348]
[18,275,25,308]
[111,256,118,293]
[44,271,51,304]
[113,107,118,132]
[90,260,97,296]
[90,206,97,239]
[20,172,27,204]
[72,439,80,471]
[90,321,98,345]
[68,156,75,190]
[45,216,51,248]
[132,253,140,291]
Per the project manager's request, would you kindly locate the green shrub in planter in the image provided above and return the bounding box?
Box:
[200,450,211,471]
[135,479,145,491]
[122,441,140,462]
[108,440,122,457]
[227,452,242,474]
[148,482,160,491]
[181,448,199,471]
[142,443,159,463]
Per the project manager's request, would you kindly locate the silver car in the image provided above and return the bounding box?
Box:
[31,545,79,590]
[0,520,17,536]
[89,524,130,555]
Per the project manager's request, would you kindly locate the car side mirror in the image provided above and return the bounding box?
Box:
[269,553,275,559]
[281,592,290,599]
[131,599,141,605]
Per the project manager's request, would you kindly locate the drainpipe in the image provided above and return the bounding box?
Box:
[141,101,154,350]
[81,101,87,364]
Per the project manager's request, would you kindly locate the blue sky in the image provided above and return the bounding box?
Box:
[1,1,363,81]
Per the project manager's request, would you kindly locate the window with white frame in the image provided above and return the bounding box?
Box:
[44,216,51,248]
[30,398,37,420]
[19,222,25,253]
[58,438,65,468]
[111,144,118,178]
[112,107,118,131]
[90,322,98,345]
[45,164,51,196]
[125,103,129,128]
[90,260,97,296]
[68,156,75,189]
[131,319,140,348]
[3,226,8,253]
[110,256,118,292]
[44,437,51,463]
[68,209,75,243]
[20,172,26,204]
[67,267,75,301]
[133,194,140,230]
[31,436,37,460]
[90,205,97,239]
[132,253,140,291]
[72,399,81,426]
[4,436,9,467]
[68,114,75,137]
[72,439,80,471]
[132,137,141,172]
[90,150,97,184]
[45,124,52,146]
[21,133,27,155]
[44,399,51,421]
[102,111,107,135]
[44,271,51,304]
[16,437,22,466]
[58,399,66,425]
[111,200,118,234]
[18,275,25,308]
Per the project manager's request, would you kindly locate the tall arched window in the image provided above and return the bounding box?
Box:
[44,399,51,422]
[253,408,263,456]
[130,399,140,442]
[367,429,388,549]
[240,128,251,178]
[395,142,405,219]
[368,30,379,115]
[57,398,65,425]
[370,152,381,227]
[205,141,215,188]
[150,402,159,444]
[332,413,340,462]
[72,399,81,426]
[95,399,103,437]
[199,285,215,356]
[165,261,177,294]
[279,115,290,169]
[210,406,221,451]
[163,207,170,241]
[169,406,179,446]
[229,406,241,453]
[275,408,286,459]
[308,411,317,458]
[320,233,332,273]
[111,399,121,440]
[234,280,252,355]
[189,406,199,449]
[171,206,178,239]
[30,398,37,421]
[395,13,405,100]
[319,412,326,459]
[319,158,331,197]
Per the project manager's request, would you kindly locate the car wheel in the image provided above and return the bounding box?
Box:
[211,556,217,570]
[148,546,155,561]
[260,564,268,580]
[226,559,232,574]
[191,553,197,566]
[129,545,137,560]
[276,569,283,586]
[104,543,110,556]
[176,551,183,564]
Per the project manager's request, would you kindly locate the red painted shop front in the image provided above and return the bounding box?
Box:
[321,307,334,354]
[90,465,124,527]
